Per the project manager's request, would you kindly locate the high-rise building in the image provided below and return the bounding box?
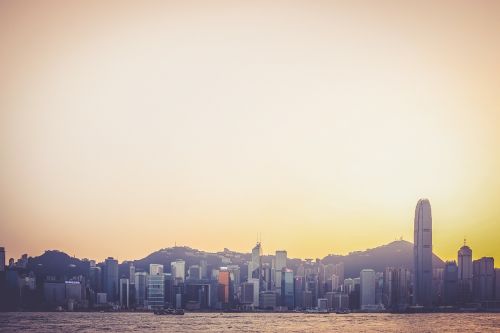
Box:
[473,257,494,301]
[248,278,260,308]
[188,265,201,280]
[89,266,102,293]
[129,263,135,283]
[148,269,165,309]
[275,250,287,289]
[171,260,186,282]
[333,263,345,284]
[119,278,129,308]
[384,267,411,310]
[227,265,241,295]
[259,291,277,310]
[200,260,208,279]
[443,261,458,305]
[343,278,355,295]
[360,269,376,310]
[457,242,473,303]
[250,243,262,285]
[413,198,433,307]
[240,282,254,306]
[134,272,147,308]
[495,268,500,301]
[331,274,340,292]
[104,257,119,302]
[281,268,294,309]
[218,269,231,306]
[150,264,163,276]
[0,247,5,272]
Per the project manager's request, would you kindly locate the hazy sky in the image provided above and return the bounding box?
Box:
[1,1,499,263]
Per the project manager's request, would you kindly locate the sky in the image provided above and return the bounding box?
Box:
[0,1,499,263]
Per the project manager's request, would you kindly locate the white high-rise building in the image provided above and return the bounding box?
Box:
[149,264,163,276]
[360,269,376,310]
[119,278,129,308]
[414,198,433,306]
[171,260,186,281]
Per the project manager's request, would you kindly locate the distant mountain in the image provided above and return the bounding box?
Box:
[24,240,445,280]
[26,250,90,280]
[321,240,445,278]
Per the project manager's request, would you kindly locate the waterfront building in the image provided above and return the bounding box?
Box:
[218,268,231,306]
[104,257,119,302]
[0,247,5,272]
[317,298,328,311]
[248,277,260,308]
[281,268,294,309]
[119,278,129,308]
[473,257,495,301]
[134,272,147,308]
[495,268,500,301]
[147,271,165,309]
[240,282,255,306]
[457,242,473,303]
[259,291,277,310]
[360,269,376,310]
[413,199,433,307]
[89,266,102,293]
[443,261,458,305]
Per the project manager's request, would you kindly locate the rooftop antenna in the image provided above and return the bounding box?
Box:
[464,237,466,246]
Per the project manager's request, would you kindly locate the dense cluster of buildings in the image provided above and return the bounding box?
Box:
[1,199,499,312]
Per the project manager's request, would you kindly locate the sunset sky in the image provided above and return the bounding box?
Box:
[1,1,499,263]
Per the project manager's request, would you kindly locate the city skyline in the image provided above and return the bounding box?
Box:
[1,198,499,314]
[1,1,500,264]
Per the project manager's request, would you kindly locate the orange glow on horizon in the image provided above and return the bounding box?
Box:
[0,1,499,264]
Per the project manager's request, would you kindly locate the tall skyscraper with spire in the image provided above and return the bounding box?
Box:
[413,198,433,306]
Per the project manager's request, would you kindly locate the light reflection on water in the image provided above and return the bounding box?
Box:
[0,312,499,332]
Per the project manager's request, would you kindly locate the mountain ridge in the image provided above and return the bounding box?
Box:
[25,240,445,280]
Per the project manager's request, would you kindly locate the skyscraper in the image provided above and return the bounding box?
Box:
[218,268,231,306]
[0,247,5,272]
[473,257,494,301]
[104,257,119,302]
[360,269,376,310]
[443,261,458,305]
[275,250,287,289]
[148,271,165,310]
[171,260,186,282]
[458,241,473,303]
[119,278,130,308]
[250,242,262,282]
[413,198,433,307]
[129,263,135,282]
[281,268,294,309]
[134,272,147,308]
[149,264,163,276]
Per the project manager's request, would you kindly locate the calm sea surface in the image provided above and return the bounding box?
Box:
[0,312,499,332]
